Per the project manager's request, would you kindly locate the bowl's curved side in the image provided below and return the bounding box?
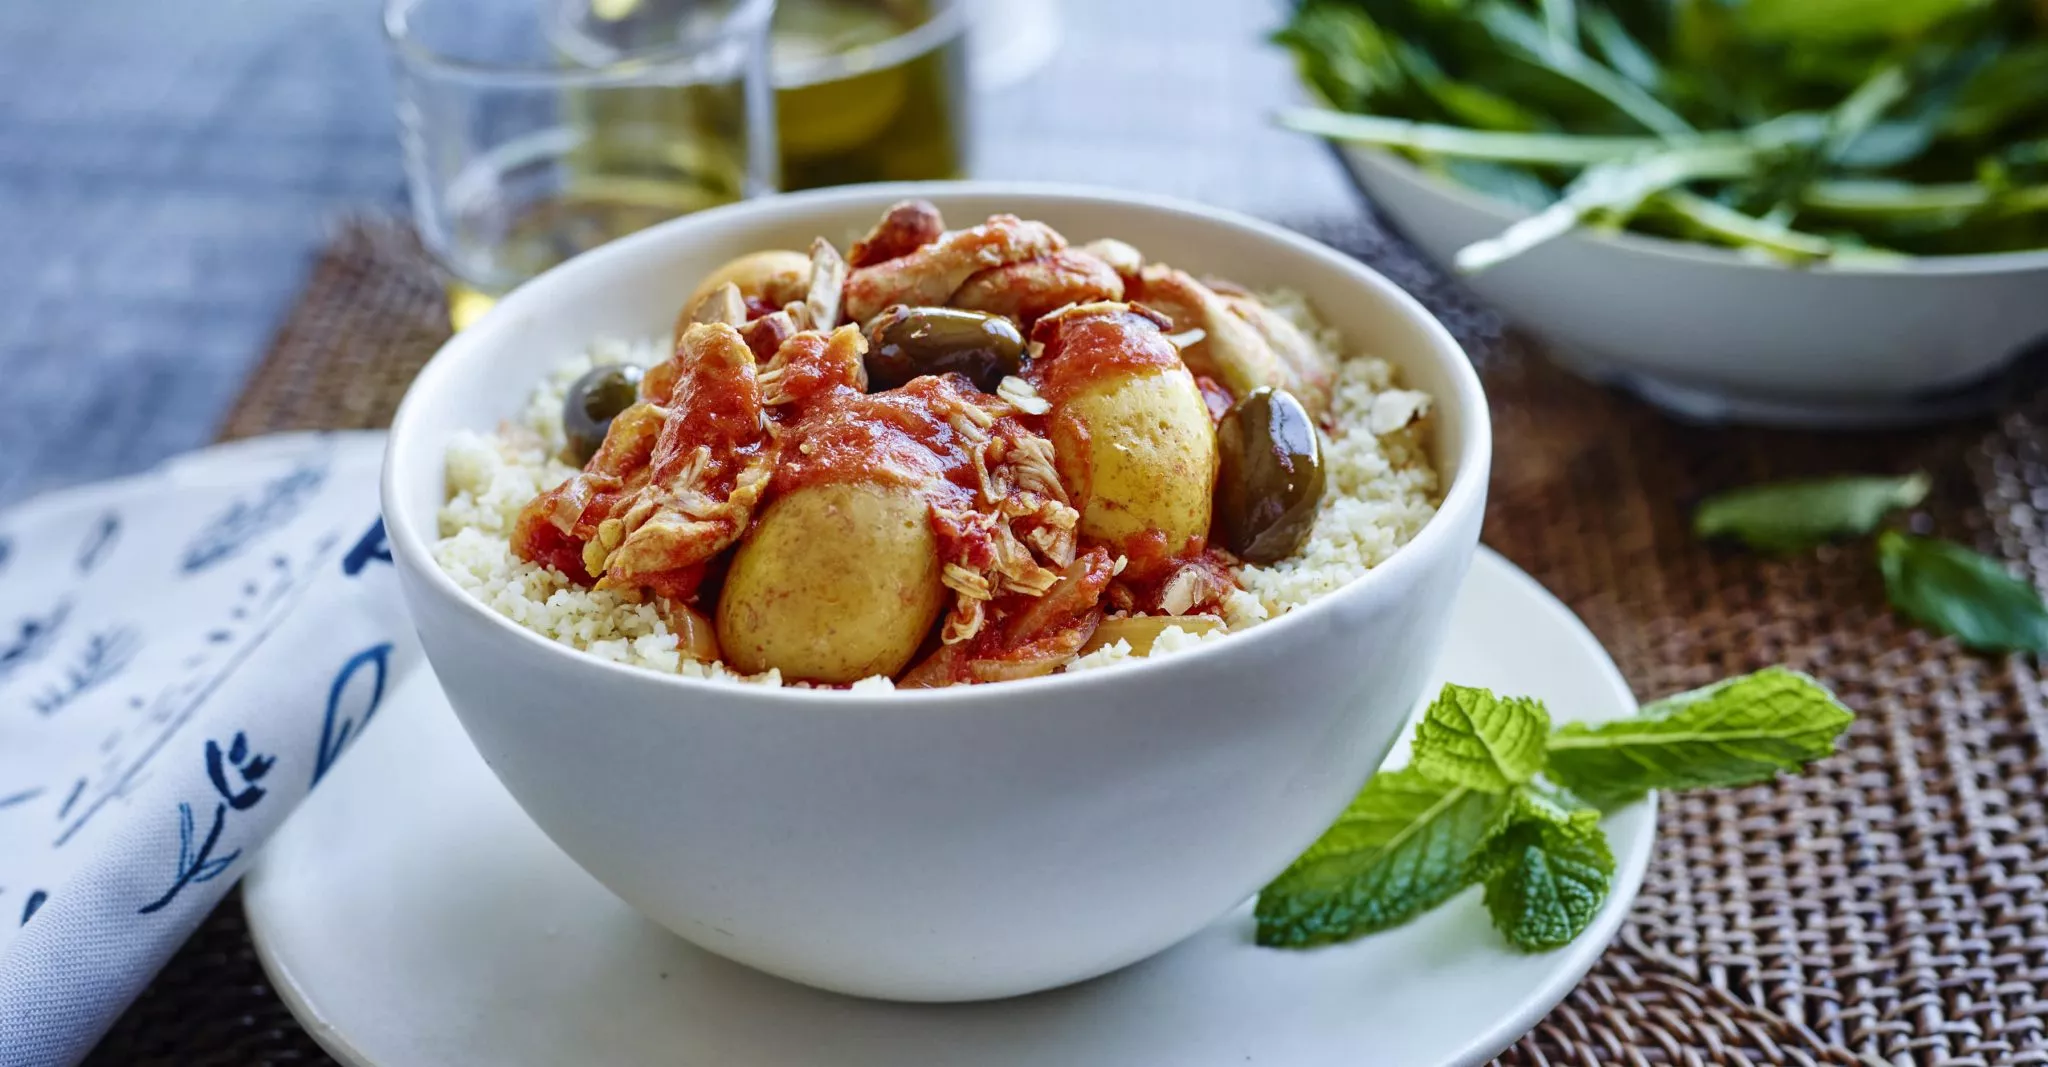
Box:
[1341,146,2048,404]
[394,492,1479,1000]
[380,182,1489,999]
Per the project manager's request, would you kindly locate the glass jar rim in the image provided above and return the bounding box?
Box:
[383,0,775,87]
[770,0,968,90]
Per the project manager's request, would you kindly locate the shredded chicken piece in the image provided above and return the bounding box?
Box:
[799,238,848,331]
[1133,266,1335,417]
[843,214,1066,324]
[900,548,1115,687]
[1080,238,1144,281]
[560,402,665,512]
[1156,567,1203,616]
[1217,291,1335,417]
[995,375,1051,415]
[951,249,1125,325]
[513,400,668,579]
[1001,433,1066,501]
[576,322,775,593]
[600,447,776,593]
[849,199,946,268]
[758,324,867,409]
[944,561,994,600]
[911,385,1083,647]
[685,282,747,329]
[739,309,798,363]
[1139,555,1238,618]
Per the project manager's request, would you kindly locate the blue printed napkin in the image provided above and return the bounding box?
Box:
[0,432,418,1066]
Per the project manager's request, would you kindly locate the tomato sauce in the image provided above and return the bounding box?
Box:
[514,289,1242,685]
[1024,303,1183,406]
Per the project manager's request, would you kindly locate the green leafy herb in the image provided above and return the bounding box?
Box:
[1693,472,1929,552]
[1877,530,2048,653]
[1473,788,1614,951]
[1411,683,1551,792]
[1455,142,1768,271]
[1274,0,2048,265]
[1645,189,1839,261]
[1257,669,1855,953]
[1545,667,1855,809]
[1254,768,1511,947]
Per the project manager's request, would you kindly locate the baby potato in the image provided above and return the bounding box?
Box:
[717,481,945,683]
[1051,366,1217,556]
[684,249,812,320]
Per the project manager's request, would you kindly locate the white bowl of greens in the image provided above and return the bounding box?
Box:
[1278,0,2048,427]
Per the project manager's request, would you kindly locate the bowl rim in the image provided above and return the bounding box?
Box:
[381,180,1492,708]
[1337,142,2048,278]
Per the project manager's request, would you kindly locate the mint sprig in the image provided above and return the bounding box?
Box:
[1253,768,1510,948]
[1546,666,1855,810]
[1473,786,1614,951]
[1257,669,1854,953]
[1411,683,1550,792]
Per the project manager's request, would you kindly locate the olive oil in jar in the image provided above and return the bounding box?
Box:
[772,0,971,190]
[438,0,768,329]
[441,163,740,329]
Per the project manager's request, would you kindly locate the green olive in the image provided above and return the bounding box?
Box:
[563,364,644,466]
[1215,387,1325,564]
[864,306,1025,393]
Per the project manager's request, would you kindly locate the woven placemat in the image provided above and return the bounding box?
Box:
[85,216,2048,1066]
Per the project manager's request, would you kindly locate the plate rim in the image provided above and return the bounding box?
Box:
[245,546,1656,1067]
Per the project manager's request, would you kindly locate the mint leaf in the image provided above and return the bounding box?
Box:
[1545,667,1854,810]
[1474,789,1615,952]
[1693,472,1928,553]
[1877,531,2048,654]
[1255,767,1511,948]
[1411,684,1550,793]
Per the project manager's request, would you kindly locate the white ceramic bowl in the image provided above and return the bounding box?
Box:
[1338,145,2048,427]
[381,182,1490,1002]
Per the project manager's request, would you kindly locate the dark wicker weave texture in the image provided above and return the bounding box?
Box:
[85,219,2048,1066]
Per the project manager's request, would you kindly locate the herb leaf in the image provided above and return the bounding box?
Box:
[1412,684,1551,793]
[1254,767,1511,948]
[1877,531,2048,653]
[1693,472,1929,553]
[1738,0,1992,45]
[1274,0,2048,263]
[1474,789,1614,952]
[1453,142,1770,272]
[1546,667,1855,810]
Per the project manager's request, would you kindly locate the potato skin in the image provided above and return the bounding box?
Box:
[717,481,945,683]
[685,250,811,317]
[1051,366,1217,555]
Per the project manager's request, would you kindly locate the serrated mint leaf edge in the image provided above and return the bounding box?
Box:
[1478,817,1616,953]
[1544,667,1855,809]
[1254,773,1513,949]
[1410,683,1552,793]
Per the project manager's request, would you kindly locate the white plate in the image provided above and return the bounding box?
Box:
[243,549,1653,1067]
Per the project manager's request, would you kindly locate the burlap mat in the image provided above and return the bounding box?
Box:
[85,217,2048,1066]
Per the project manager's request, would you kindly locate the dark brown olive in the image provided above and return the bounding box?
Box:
[563,364,643,466]
[864,306,1025,393]
[1215,386,1325,564]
